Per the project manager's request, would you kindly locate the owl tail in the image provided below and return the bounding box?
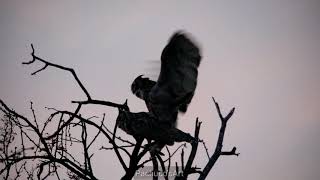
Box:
[171,128,196,143]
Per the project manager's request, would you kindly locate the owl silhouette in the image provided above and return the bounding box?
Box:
[117,31,201,148]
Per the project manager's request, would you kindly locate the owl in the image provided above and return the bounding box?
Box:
[118,31,201,146]
[117,110,194,146]
[131,31,201,125]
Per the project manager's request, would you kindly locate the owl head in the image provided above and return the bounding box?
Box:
[131,75,156,100]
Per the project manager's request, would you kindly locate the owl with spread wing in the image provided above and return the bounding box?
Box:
[117,31,201,147]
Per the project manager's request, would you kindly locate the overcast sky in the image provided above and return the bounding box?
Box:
[1,0,320,179]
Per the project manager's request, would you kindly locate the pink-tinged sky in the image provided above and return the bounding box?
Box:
[1,0,320,179]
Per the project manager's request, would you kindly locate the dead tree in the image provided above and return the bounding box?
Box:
[0,44,239,180]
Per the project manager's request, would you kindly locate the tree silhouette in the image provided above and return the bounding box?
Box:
[0,44,239,180]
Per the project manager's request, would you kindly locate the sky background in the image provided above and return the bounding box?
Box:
[1,0,320,179]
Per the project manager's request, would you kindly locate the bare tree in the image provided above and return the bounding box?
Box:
[0,44,239,180]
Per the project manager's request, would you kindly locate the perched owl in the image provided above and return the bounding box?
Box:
[118,31,201,147]
[116,110,194,146]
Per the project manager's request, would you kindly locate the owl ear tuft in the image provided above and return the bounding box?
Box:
[137,74,144,80]
[122,99,129,111]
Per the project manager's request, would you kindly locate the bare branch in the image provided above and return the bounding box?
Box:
[198,97,237,180]
[200,140,210,160]
[22,44,91,100]
[221,147,240,156]
[72,99,127,110]
[177,118,202,179]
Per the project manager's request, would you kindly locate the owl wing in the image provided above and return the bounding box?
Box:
[148,31,201,123]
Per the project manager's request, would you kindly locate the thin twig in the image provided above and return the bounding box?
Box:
[22,44,91,100]
[200,140,210,160]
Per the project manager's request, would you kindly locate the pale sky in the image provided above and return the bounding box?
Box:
[1,0,320,179]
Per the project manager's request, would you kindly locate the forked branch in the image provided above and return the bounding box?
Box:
[198,97,238,180]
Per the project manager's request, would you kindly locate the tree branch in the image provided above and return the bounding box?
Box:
[22,44,91,100]
[198,97,237,180]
